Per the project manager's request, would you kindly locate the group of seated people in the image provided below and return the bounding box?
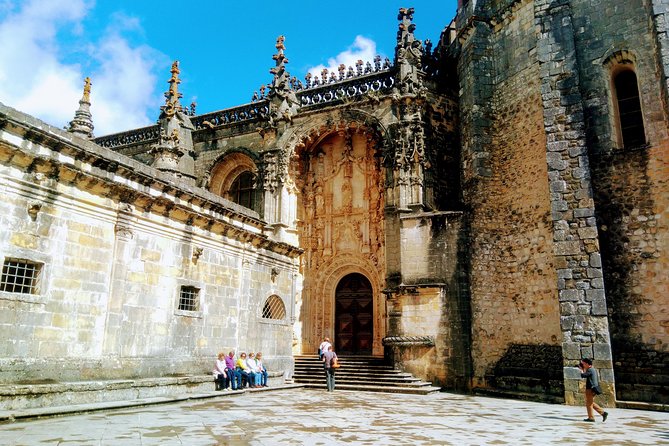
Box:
[213,351,268,391]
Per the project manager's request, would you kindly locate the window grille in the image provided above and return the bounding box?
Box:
[261,295,286,320]
[178,286,200,312]
[1,258,42,294]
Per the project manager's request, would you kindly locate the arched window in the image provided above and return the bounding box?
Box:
[261,295,286,320]
[207,151,259,212]
[228,171,256,209]
[613,69,645,148]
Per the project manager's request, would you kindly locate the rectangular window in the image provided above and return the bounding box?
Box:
[1,258,42,294]
[178,286,200,312]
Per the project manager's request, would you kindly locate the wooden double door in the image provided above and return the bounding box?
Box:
[335,273,373,355]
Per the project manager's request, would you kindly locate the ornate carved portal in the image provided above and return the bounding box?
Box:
[335,273,373,355]
[293,126,386,355]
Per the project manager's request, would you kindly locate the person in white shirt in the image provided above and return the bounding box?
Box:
[318,337,332,360]
[256,352,269,387]
[212,352,228,391]
[246,352,262,388]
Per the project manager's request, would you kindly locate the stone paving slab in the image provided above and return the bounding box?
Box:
[0,384,305,422]
[1,388,668,445]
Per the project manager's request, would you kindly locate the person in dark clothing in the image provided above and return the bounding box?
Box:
[578,358,609,423]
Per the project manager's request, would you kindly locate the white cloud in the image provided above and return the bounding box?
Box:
[0,0,164,136]
[306,35,381,81]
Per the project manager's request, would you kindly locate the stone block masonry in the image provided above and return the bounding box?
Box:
[0,104,300,385]
[534,0,614,405]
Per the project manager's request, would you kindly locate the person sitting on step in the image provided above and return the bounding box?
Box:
[236,352,254,388]
[256,352,269,387]
[246,352,263,388]
[213,352,228,391]
[225,350,240,390]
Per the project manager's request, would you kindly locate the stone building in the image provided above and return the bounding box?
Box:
[0,0,667,409]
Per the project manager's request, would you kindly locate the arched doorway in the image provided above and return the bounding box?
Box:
[335,273,373,355]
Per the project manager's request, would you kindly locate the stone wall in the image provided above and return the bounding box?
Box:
[569,0,669,403]
[459,0,563,395]
[385,211,470,390]
[0,104,299,384]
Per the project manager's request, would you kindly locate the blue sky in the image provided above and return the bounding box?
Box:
[0,1,458,135]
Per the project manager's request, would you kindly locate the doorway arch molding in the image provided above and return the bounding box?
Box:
[310,253,385,356]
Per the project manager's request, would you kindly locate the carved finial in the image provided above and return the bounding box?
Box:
[189,101,197,115]
[397,7,416,45]
[356,60,364,75]
[68,77,94,139]
[267,35,300,126]
[162,60,183,116]
[276,35,285,52]
[83,77,92,102]
[395,7,422,70]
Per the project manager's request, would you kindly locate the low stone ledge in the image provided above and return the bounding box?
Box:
[0,375,287,412]
[0,383,306,422]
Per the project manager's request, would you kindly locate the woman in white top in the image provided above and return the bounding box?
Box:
[213,352,228,391]
[318,337,332,360]
[246,352,262,388]
[256,352,269,387]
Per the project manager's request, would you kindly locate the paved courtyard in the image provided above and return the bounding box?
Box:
[1,389,668,445]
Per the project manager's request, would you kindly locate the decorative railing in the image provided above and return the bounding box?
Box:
[296,69,395,108]
[95,124,160,149]
[190,101,269,130]
[94,68,396,149]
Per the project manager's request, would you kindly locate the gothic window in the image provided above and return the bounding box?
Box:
[178,286,200,312]
[613,69,645,148]
[228,171,256,210]
[208,151,259,213]
[1,258,42,295]
[261,295,286,320]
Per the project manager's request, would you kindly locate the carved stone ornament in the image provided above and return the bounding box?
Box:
[115,203,135,240]
[27,201,42,221]
[382,336,435,347]
[394,8,425,97]
[68,77,94,139]
[267,36,301,126]
[192,247,204,264]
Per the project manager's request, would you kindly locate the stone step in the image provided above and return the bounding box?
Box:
[295,377,435,388]
[303,382,442,395]
[293,355,441,395]
[293,373,421,383]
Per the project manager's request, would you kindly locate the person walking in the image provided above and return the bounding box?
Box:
[322,345,338,392]
[318,337,332,360]
[578,358,609,422]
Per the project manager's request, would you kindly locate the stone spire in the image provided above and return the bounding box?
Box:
[388,8,429,211]
[152,61,196,185]
[267,36,300,126]
[68,77,94,139]
[394,7,424,96]
[161,61,184,118]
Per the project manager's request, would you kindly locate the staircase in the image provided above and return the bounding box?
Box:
[293,355,441,395]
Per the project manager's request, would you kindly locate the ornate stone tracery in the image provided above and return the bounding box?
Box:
[288,115,388,354]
